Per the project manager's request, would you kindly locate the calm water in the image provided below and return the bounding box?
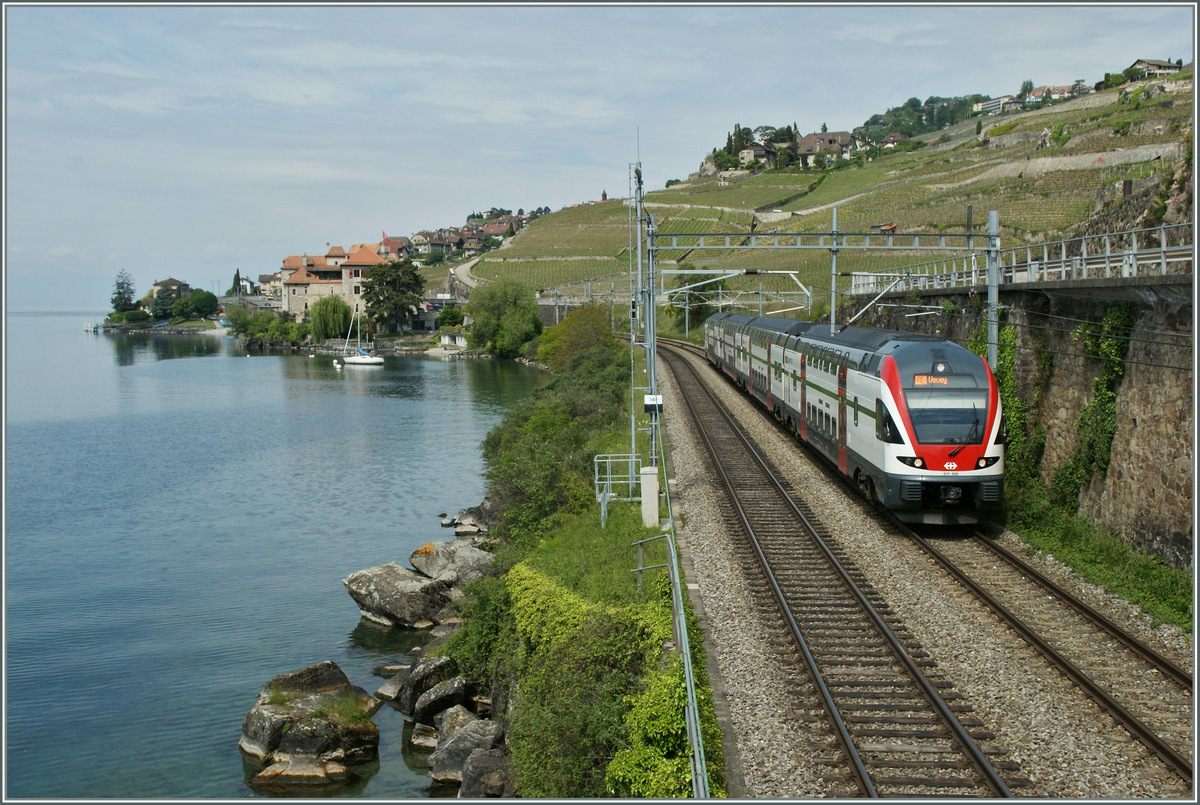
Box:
[4,312,543,798]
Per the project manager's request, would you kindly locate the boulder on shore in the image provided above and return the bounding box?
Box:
[459,748,515,798]
[427,719,505,783]
[408,541,495,586]
[343,562,451,627]
[239,661,381,789]
[413,676,469,726]
[383,655,460,716]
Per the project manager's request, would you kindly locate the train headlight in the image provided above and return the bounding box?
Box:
[976,456,1000,469]
[897,456,925,469]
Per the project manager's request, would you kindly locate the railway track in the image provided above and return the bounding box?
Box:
[659,345,1023,797]
[657,336,1193,790]
[906,528,1194,784]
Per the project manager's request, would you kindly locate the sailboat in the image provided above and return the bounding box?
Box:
[341,303,384,366]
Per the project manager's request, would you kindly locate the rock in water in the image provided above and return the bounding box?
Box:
[459,748,514,798]
[412,677,469,726]
[342,562,450,627]
[239,661,381,790]
[427,720,504,783]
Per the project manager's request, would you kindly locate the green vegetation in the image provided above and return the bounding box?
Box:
[224,304,312,346]
[435,305,464,328]
[309,294,353,341]
[361,259,425,333]
[311,693,372,726]
[968,313,1191,633]
[443,307,724,796]
[463,277,544,358]
[110,270,137,314]
[1050,306,1133,506]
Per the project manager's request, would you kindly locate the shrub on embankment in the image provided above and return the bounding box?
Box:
[442,304,725,796]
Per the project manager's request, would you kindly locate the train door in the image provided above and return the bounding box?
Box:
[837,363,848,473]
[799,350,808,441]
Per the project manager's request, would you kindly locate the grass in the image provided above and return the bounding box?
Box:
[311,693,372,725]
[1003,485,1192,633]
[264,686,304,706]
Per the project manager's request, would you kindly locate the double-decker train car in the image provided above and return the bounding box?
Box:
[704,312,1004,524]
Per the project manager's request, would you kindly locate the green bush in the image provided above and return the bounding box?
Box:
[122,309,150,323]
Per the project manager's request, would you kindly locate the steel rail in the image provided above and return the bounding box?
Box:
[895,525,1193,784]
[663,345,1013,798]
[972,532,1193,692]
[661,347,878,798]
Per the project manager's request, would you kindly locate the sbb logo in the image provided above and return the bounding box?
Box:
[944,461,958,470]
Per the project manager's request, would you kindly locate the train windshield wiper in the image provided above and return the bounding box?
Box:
[948,406,979,457]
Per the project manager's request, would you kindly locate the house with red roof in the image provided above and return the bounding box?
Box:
[281,243,389,318]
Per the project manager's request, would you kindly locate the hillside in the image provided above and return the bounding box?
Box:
[468,72,1193,311]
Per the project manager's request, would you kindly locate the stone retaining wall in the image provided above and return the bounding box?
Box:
[854,281,1193,568]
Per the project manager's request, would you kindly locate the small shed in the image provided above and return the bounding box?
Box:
[440,330,467,349]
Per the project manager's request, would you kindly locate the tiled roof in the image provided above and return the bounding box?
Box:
[326,245,347,257]
[344,245,384,266]
[283,266,341,285]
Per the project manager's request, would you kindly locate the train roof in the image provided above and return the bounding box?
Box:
[707,313,952,353]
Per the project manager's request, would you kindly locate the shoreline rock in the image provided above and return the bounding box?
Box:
[239,661,381,791]
[342,539,497,629]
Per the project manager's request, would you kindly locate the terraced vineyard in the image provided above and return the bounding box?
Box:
[467,73,1191,304]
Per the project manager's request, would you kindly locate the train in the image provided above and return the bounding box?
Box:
[703,312,1004,524]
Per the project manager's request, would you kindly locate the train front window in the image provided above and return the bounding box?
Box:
[904,390,988,445]
[894,344,991,446]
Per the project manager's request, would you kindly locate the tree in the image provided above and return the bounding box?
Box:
[820,122,828,133]
[310,294,353,341]
[360,260,425,333]
[226,269,241,296]
[1122,65,1145,83]
[464,277,542,356]
[111,270,137,313]
[536,304,620,374]
[150,287,177,320]
[172,297,196,320]
[1018,79,1034,101]
[189,289,218,317]
[435,306,464,328]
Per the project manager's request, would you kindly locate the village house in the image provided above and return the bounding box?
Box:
[380,234,413,260]
[972,95,1022,115]
[152,277,192,298]
[258,273,282,299]
[738,141,777,168]
[1131,58,1182,78]
[281,243,387,318]
[880,132,906,149]
[794,131,870,168]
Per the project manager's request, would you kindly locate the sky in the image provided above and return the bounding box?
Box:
[3,2,1196,312]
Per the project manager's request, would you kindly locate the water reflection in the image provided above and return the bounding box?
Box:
[345,618,429,660]
[107,330,228,366]
[241,753,380,798]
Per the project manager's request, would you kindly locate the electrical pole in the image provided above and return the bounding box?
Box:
[830,208,839,335]
[986,210,1000,369]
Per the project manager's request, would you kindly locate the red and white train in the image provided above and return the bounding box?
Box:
[704,312,1004,524]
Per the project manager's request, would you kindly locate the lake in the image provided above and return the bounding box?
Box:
[4,312,543,798]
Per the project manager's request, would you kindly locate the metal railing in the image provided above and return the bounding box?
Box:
[594,453,641,528]
[850,223,1193,295]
